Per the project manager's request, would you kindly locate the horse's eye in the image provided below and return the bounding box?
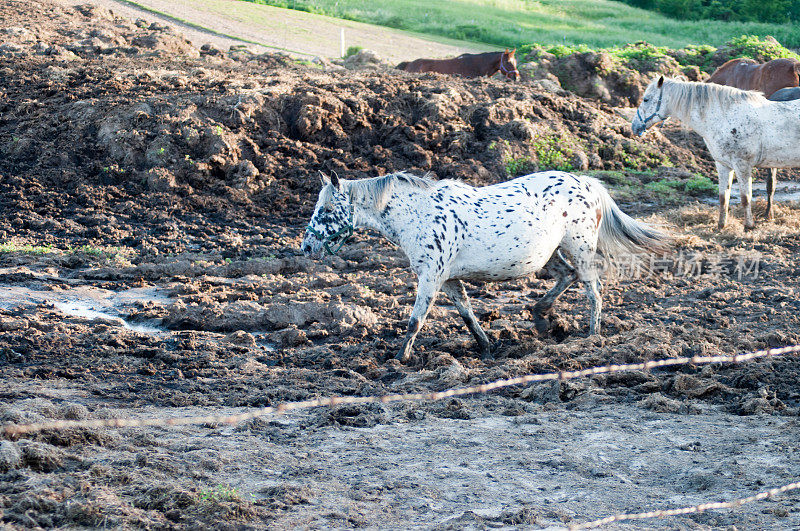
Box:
[643,97,651,103]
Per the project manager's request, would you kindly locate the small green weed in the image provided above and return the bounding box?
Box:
[199,485,242,503]
[531,135,573,172]
[343,45,363,58]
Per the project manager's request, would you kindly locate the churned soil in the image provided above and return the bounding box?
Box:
[1,1,800,529]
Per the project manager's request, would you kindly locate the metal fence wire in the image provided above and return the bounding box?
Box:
[3,344,800,528]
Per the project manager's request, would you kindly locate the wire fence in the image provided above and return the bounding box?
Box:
[570,480,800,530]
[3,343,800,528]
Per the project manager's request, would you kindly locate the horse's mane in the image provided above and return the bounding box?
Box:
[348,171,436,210]
[663,78,767,114]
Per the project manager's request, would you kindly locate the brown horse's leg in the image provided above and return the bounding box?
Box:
[716,162,734,229]
[766,168,777,221]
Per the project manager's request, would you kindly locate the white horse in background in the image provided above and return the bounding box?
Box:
[302,171,670,363]
[632,76,800,230]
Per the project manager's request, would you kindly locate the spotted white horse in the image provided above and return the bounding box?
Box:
[633,76,800,230]
[302,171,669,362]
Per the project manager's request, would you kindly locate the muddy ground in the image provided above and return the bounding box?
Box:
[2,1,800,529]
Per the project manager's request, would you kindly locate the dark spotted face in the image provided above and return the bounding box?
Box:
[302,180,352,257]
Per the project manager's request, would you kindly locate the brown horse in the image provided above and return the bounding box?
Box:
[707,58,800,220]
[397,49,520,80]
[708,57,800,98]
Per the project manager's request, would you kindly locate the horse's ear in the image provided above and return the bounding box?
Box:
[510,48,516,56]
[657,76,664,88]
[318,171,331,186]
[330,170,343,192]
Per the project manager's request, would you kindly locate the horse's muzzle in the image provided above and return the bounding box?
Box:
[301,239,320,258]
[631,121,646,137]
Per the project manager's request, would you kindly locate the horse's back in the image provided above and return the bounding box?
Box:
[710,57,800,97]
[709,58,761,91]
[769,86,800,101]
[760,58,800,97]
[444,171,602,281]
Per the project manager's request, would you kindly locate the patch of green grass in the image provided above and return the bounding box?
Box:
[684,175,717,196]
[294,58,324,69]
[0,242,58,254]
[531,135,574,172]
[199,485,244,503]
[644,175,717,198]
[490,136,573,177]
[242,0,800,48]
[645,180,681,197]
[343,45,363,58]
[588,170,635,187]
[721,34,800,61]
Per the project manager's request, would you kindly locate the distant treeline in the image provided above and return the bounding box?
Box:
[621,0,800,23]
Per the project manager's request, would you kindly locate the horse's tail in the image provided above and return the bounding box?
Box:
[396,61,409,70]
[591,178,672,257]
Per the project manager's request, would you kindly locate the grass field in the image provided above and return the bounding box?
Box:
[245,0,800,48]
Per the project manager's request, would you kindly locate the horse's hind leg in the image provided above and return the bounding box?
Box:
[532,253,577,333]
[559,233,603,335]
[766,168,777,221]
[442,280,492,360]
[583,277,602,335]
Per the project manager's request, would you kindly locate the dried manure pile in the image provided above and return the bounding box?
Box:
[1,0,800,529]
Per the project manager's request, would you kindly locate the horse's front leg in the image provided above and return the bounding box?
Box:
[716,162,734,229]
[766,168,777,221]
[734,162,755,230]
[442,279,492,360]
[397,273,445,363]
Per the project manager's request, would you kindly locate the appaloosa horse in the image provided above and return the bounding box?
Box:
[302,171,669,362]
[397,49,520,80]
[633,76,800,230]
[708,57,800,98]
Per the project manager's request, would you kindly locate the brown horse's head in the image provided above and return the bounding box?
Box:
[500,48,520,81]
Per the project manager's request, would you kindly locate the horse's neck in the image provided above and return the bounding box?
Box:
[354,190,427,250]
[485,56,501,76]
[666,88,715,138]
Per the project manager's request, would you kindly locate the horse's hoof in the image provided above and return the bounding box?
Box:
[395,351,410,363]
[534,315,550,334]
[480,348,494,361]
[744,223,755,232]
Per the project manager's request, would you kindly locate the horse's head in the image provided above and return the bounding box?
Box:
[632,76,668,136]
[302,172,354,257]
[500,48,520,81]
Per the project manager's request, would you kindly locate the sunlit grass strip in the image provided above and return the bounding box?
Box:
[0,242,59,254]
[0,242,132,262]
[241,0,800,48]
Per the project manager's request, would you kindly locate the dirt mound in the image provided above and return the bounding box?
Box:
[0,3,715,260]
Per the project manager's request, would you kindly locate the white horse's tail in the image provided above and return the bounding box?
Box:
[591,178,672,256]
